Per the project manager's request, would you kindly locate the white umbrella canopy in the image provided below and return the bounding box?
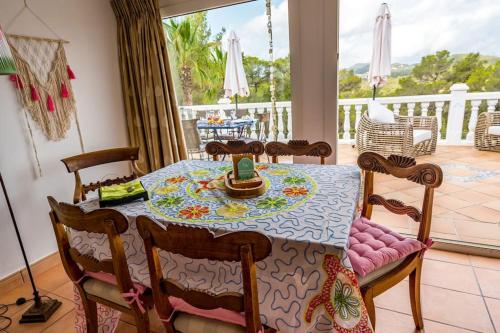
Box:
[224,30,250,103]
[368,3,391,99]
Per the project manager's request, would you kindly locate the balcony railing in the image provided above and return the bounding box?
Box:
[179,84,500,145]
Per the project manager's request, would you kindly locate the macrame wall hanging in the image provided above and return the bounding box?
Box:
[3,1,85,176]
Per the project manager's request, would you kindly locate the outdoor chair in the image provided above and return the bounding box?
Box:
[356,110,438,158]
[265,140,332,164]
[205,140,265,162]
[475,111,500,152]
[349,152,442,330]
[48,197,153,333]
[182,119,206,159]
[136,216,276,333]
[61,147,146,204]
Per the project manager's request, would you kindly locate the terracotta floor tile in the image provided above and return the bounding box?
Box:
[41,310,77,333]
[428,204,450,216]
[7,292,74,333]
[469,255,500,271]
[428,231,460,241]
[434,195,474,210]
[435,182,466,194]
[0,284,50,318]
[375,281,495,332]
[455,205,500,224]
[455,220,500,240]
[371,210,411,230]
[373,184,394,195]
[474,268,500,299]
[460,236,500,247]
[472,184,500,198]
[434,210,477,222]
[485,297,500,332]
[450,190,497,205]
[380,179,417,191]
[384,191,420,204]
[483,200,500,212]
[410,217,457,235]
[425,249,471,265]
[421,259,480,295]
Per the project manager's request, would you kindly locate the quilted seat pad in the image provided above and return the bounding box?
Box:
[348,217,426,277]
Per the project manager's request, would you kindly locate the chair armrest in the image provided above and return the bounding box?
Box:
[485,112,500,127]
[132,161,147,177]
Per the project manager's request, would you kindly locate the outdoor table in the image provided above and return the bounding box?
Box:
[71,160,373,333]
[197,118,254,140]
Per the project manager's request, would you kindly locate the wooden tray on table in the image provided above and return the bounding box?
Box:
[224,171,265,199]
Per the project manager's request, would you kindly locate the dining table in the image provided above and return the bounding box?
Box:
[71,159,373,333]
[196,118,255,140]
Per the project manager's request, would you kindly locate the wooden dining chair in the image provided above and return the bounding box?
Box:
[47,197,153,333]
[136,216,276,333]
[205,140,265,162]
[61,147,146,204]
[350,152,443,330]
[264,140,332,164]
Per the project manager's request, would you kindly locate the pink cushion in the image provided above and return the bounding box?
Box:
[348,217,426,277]
[85,271,147,294]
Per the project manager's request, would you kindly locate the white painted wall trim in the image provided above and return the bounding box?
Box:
[288,0,339,164]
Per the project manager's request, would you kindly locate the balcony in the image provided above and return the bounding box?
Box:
[179,84,500,249]
[180,84,500,145]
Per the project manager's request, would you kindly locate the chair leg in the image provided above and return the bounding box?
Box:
[409,263,424,330]
[362,288,376,330]
[133,310,150,333]
[81,297,98,333]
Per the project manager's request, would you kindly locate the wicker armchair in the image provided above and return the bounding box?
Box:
[475,112,500,152]
[356,112,438,157]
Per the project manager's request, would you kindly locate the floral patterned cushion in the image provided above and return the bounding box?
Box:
[348,217,426,277]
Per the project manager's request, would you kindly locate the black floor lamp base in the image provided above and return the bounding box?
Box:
[19,299,62,323]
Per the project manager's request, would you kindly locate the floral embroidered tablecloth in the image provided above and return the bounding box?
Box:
[73,160,373,333]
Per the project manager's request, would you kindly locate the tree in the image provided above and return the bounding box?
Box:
[412,50,453,83]
[164,13,212,105]
[484,61,500,91]
[339,69,362,97]
[448,53,485,84]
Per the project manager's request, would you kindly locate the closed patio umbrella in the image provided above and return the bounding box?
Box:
[368,3,391,100]
[224,30,249,112]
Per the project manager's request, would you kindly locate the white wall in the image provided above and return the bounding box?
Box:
[0,0,129,279]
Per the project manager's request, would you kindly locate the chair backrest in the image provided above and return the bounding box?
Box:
[182,119,202,152]
[47,196,136,294]
[265,140,332,164]
[205,140,265,162]
[357,152,443,244]
[136,216,272,333]
[61,147,145,204]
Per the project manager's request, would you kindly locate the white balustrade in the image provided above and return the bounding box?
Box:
[407,103,416,117]
[435,101,445,140]
[343,105,351,140]
[421,102,429,117]
[181,86,500,145]
[466,100,481,142]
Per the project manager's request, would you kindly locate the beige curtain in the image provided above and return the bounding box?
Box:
[111,0,187,172]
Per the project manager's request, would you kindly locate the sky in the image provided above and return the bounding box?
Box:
[175,0,500,69]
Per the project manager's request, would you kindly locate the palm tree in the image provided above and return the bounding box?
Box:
[164,15,211,106]
[266,0,278,140]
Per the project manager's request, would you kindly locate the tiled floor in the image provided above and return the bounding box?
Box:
[1,250,499,332]
[336,144,500,248]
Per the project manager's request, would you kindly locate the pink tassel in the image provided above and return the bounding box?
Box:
[67,65,76,80]
[30,84,40,101]
[61,83,69,98]
[47,95,55,112]
[9,74,24,89]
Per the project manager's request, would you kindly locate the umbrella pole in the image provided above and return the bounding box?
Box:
[235,95,238,112]
[372,85,377,100]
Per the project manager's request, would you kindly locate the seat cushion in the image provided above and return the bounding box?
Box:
[368,100,395,123]
[357,258,405,287]
[413,129,432,144]
[348,217,426,277]
[83,278,130,308]
[488,126,500,136]
[174,313,246,333]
